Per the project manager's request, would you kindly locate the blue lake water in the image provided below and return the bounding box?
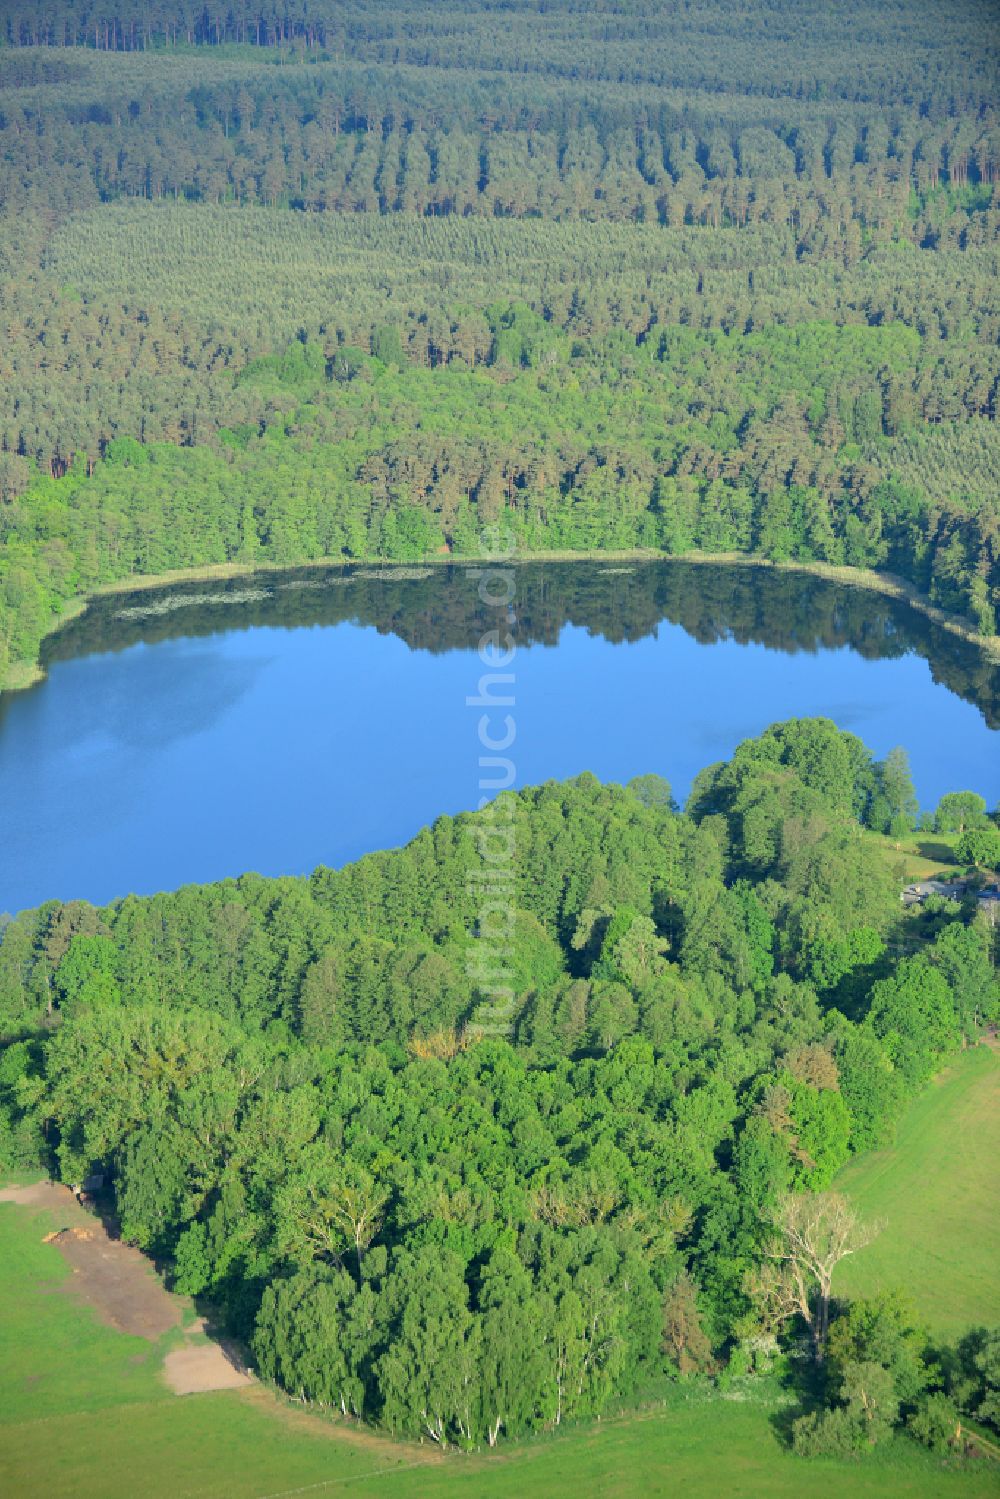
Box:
[1,560,997,913]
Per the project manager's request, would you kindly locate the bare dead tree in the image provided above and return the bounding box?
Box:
[754,1191,881,1362]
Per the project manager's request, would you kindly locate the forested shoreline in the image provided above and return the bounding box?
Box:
[1,719,998,1450]
[2,304,998,688]
[1,0,998,686]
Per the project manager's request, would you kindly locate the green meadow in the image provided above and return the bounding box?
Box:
[835,1043,1000,1337]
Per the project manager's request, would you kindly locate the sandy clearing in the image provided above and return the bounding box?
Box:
[163,1341,252,1395]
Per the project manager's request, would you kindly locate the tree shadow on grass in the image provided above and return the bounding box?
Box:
[915,840,958,864]
[766,1341,829,1450]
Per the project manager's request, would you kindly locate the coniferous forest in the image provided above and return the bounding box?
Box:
[0,0,998,683]
[1,3,999,1488]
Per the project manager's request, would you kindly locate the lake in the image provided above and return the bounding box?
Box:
[1,559,997,914]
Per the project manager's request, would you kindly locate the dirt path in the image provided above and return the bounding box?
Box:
[237,1384,443,1459]
[1,1180,251,1395]
[55,1229,181,1340]
[0,1179,85,1215]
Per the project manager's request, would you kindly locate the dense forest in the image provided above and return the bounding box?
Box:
[0,0,998,684]
[2,296,999,681]
[1,5,998,1476]
[0,720,998,1449]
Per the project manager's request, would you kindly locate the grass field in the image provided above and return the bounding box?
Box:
[2,1196,997,1498]
[835,1043,1000,1337]
[864,828,963,885]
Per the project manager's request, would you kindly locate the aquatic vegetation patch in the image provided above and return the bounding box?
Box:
[114,588,272,621]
